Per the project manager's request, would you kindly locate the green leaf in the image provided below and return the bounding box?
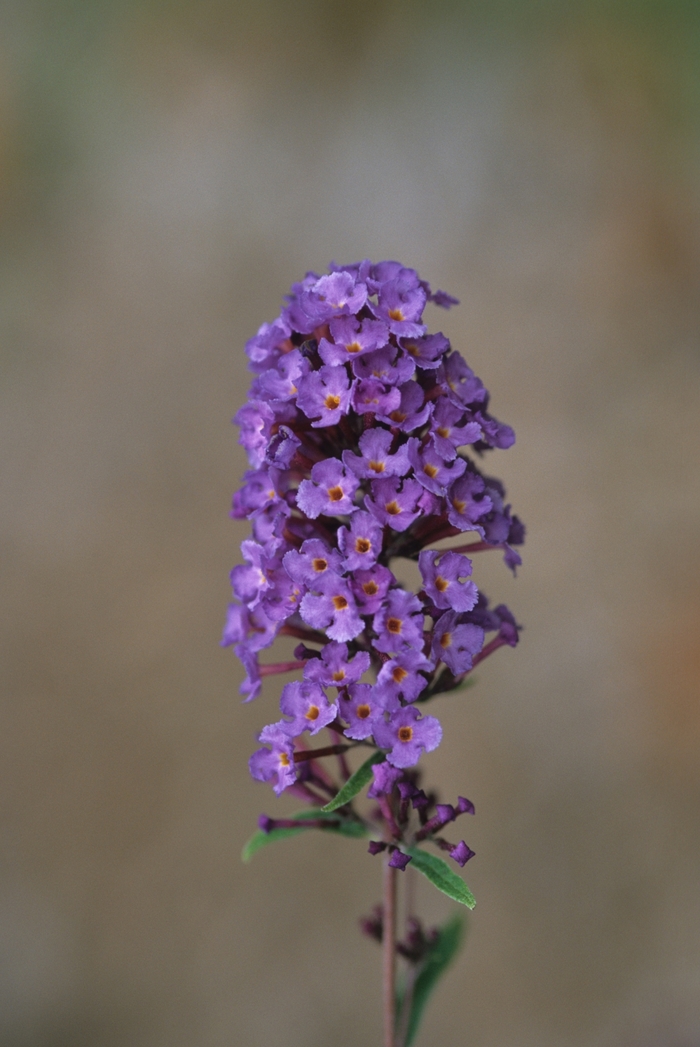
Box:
[407,848,476,909]
[321,750,385,812]
[241,809,366,862]
[399,915,466,1047]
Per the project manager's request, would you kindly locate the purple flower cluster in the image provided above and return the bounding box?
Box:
[223,261,524,800]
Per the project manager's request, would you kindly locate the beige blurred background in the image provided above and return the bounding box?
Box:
[2,2,700,1045]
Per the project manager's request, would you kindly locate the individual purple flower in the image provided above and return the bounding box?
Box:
[351,564,393,614]
[222,601,277,654]
[343,428,411,480]
[318,316,389,366]
[251,348,309,402]
[337,511,384,570]
[442,352,487,407]
[352,378,401,417]
[373,706,443,769]
[431,610,484,675]
[230,540,272,609]
[285,270,368,332]
[234,400,276,469]
[493,604,520,647]
[303,642,370,690]
[376,649,433,703]
[375,381,431,431]
[367,760,403,799]
[400,332,450,370]
[370,276,427,338]
[249,723,297,796]
[296,365,354,427]
[368,260,421,291]
[446,470,492,532]
[279,680,338,735]
[264,425,301,469]
[471,407,516,450]
[408,439,467,496]
[283,538,344,588]
[365,476,423,532]
[429,399,482,461]
[300,578,364,642]
[296,458,359,518]
[418,550,479,612]
[231,466,286,520]
[339,683,396,741]
[245,316,292,372]
[373,589,424,654]
[238,644,262,702]
[258,565,304,622]
[352,345,416,386]
[220,602,247,648]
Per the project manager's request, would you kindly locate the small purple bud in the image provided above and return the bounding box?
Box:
[412,789,430,810]
[388,848,413,871]
[397,780,420,802]
[449,841,475,867]
[294,643,319,662]
[368,840,388,856]
[258,814,274,833]
[456,796,475,815]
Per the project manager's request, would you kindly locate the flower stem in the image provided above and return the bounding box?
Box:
[383,857,397,1047]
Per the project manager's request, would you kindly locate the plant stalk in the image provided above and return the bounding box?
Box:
[383,858,397,1047]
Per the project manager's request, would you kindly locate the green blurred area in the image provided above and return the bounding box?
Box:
[2,0,700,238]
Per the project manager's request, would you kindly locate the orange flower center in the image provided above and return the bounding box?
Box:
[312,558,328,572]
[346,341,362,354]
[423,463,438,478]
[328,486,344,502]
[333,595,349,610]
[324,394,341,410]
[363,581,379,596]
[357,704,371,719]
[369,460,385,473]
[332,670,346,682]
[440,631,452,649]
[392,666,408,683]
[279,752,290,766]
[386,500,402,516]
[355,537,371,553]
[388,308,404,322]
[305,705,320,720]
[387,617,402,634]
[398,726,413,742]
[435,576,449,592]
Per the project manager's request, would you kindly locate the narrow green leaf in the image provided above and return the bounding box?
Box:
[400,916,466,1047]
[321,750,385,812]
[407,848,476,909]
[241,809,366,862]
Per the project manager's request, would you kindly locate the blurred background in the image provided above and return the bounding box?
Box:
[1,1,700,1044]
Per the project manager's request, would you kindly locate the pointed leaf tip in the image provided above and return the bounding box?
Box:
[407,847,476,909]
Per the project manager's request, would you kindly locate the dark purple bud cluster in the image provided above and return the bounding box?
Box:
[223,260,524,803]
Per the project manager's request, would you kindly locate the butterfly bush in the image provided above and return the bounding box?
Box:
[224,259,524,869]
